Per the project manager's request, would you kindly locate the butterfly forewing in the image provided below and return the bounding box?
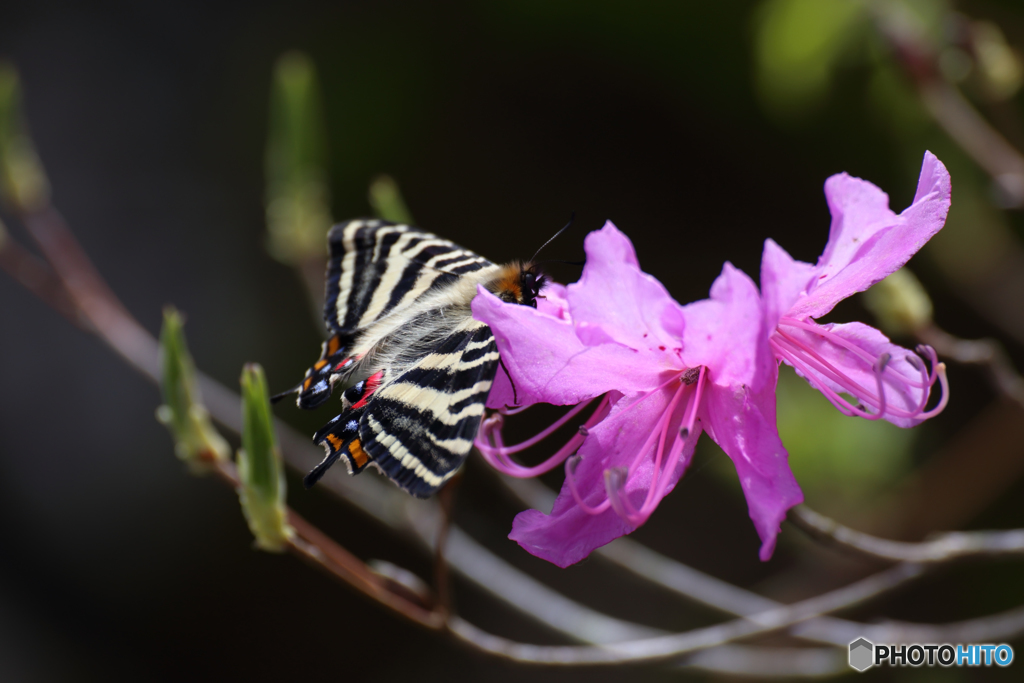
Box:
[325,219,494,336]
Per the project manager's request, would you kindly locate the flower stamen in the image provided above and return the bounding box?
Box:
[475,396,611,478]
[771,317,947,423]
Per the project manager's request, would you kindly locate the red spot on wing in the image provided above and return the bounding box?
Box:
[351,370,385,410]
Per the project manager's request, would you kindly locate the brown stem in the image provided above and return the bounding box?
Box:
[433,473,461,620]
[0,237,81,322]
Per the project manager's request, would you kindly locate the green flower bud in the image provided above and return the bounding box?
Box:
[157,308,230,472]
[237,363,294,552]
[265,51,332,264]
[862,268,933,335]
[0,62,51,213]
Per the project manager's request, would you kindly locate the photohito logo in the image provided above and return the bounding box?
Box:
[848,638,1014,671]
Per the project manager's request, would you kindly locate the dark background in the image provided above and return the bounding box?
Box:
[1,1,1023,680]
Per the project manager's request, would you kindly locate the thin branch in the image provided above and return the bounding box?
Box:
[871,3,1024,207]
[0,236,80,322]
[498,475,1024,650]
[433,473,460,619]
[917,323,1024,410]
[789,504,1024,563]
[5,200,1024,672]
[445,563,925,665]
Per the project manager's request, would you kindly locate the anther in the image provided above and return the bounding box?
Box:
[567,454,582,476]
[904,354,923,371]
[578,425,589,437]
[679,427,689,438]
[681,366,701,385]
[874,352,892,373]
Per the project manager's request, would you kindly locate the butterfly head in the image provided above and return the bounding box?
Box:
[493,261,547,308]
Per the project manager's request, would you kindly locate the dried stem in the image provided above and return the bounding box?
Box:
[445,563,926,665]
[917,323,1024,410]
[871,4,1024,207]
[433,473,460,619]
[498,476,1024,651]
[789,504,1024,563]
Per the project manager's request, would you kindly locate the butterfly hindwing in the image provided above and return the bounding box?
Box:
[358,318,500,497]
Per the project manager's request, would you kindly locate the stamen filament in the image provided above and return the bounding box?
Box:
[566,455,612,515]
[476,396,611,478]
[778,317,927,386]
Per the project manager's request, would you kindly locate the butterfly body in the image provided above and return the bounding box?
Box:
[281,219,542,497]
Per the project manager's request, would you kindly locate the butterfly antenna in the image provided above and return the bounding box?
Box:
[530,211,575,263]
[270,384,300,404]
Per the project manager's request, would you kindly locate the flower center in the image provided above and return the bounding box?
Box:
[770,316,948,423]
[475,366,710,529]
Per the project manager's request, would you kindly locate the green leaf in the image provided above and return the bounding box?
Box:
[237,363,294,552]
[0,61,50,213]
[368,174,414,224]
[157,308,230,472]
[265,51,332,264]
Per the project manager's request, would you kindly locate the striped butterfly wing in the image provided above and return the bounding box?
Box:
[325,218,495,336]
[358,317,499,497]
[292,218,494,409]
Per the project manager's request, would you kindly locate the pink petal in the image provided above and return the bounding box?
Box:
[510,387,699,567]
[473,287,667,408]
[699,379,803,561]
[790,151,951,320]
[484,282,574,409]
[567,221,686,356]
[681,263,775,391]
[780,321,931,428]
[760,239,817,330]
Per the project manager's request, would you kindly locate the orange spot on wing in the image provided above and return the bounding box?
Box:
[348,438,369,468]
[314,359,329,371]
[303,377,313,390]
[326,434,343,450]
[327,336,342,355]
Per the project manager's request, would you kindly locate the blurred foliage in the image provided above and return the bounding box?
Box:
[265,51,333,264]
[156,308,231,472]
[368,174,414,224]
[967,20,1023,102]
[0,61,49,213]
[776,367,915,513]
[753,0,869,118]
[862,267,934,336]
[238,363,294,552]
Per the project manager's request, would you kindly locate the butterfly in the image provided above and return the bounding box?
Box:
[275,218,546,497]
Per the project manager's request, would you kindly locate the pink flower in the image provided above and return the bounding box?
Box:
[763,151,951,426]
[472,223,803,567]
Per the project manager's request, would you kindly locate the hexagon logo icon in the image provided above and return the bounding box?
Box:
[849,638,874,671]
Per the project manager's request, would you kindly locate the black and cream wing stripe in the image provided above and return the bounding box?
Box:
[324,219,494,336]
[358,317,500,497]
